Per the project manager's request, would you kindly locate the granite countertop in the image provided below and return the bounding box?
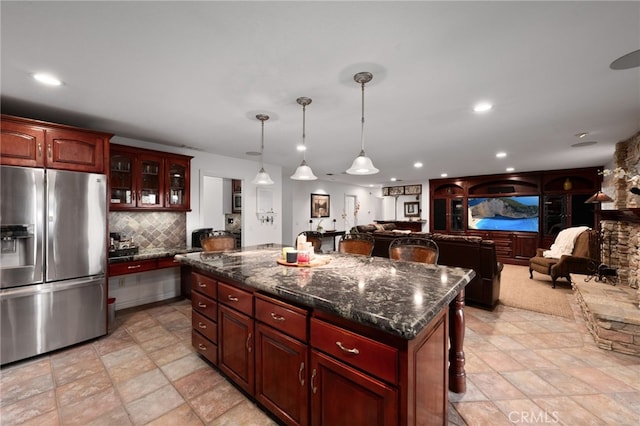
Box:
[109,247,201,264]
[175,244,475,340]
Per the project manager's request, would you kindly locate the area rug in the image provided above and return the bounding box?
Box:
[498,263,575,318]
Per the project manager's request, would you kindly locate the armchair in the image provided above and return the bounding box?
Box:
[529,228,598,288]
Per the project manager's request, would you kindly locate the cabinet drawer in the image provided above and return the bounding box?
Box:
[191,291,217,321]
[311,318,398,384]
[192,330,217,365]
[255,294,308,342]
[218,281,253,316]
[192,310,217,344]
[157,256,180,269]
[191,272,217,299]
[108,259,157,276]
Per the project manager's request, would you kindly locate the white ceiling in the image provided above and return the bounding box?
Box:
[2,1,639,186]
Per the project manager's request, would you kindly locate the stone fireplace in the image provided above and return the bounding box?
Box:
[601,131,640,293]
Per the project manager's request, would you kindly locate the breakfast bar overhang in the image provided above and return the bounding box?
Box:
[177,245,475,425]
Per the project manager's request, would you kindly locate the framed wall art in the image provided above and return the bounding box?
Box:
[311,193,330,218]
[404,201,420,217]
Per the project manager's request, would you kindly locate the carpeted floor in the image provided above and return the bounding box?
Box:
[498,263,578,318]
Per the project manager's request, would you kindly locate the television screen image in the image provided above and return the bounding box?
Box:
[468,196,539,233]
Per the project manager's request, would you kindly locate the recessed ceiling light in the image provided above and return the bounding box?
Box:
[574,132,588,138]
[440,173,448,178]
[33,73,62,86]
[506,167,515,172]
[390,177,397,182]
[414,162,423,168]
[473,102,492,113]
[496,152,507,158]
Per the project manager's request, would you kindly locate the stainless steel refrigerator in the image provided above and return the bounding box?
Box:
[1,165,107,365]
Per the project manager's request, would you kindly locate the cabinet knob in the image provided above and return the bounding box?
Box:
[227,295,239,302]
[198,302,207,308]
[198,343,207,351]
[298,362,305,386]
[198,322,206,329]
[198,281,206,288]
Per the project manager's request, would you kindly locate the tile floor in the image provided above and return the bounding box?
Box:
[1,291,639,425]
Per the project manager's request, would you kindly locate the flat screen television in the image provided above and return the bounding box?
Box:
[468,196,539,233]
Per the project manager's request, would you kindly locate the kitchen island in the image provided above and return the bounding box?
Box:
[176,244,475,425]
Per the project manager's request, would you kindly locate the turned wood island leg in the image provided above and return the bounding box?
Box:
[448,289,466,393]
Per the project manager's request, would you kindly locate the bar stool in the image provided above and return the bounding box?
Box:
[388,237,439,264]
[338,233,375,256]
[200,230,236,252]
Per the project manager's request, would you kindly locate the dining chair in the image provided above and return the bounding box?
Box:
[388,237,439,264]
[297,231,323,253]
[200,230,236,252]
[338,233,375,256]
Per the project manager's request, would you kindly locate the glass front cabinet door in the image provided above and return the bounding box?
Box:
[110,153,135,208]
[165,157,190,210]
[138,155,163,209]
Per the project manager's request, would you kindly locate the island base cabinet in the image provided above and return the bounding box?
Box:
[218,304,254,395]
[255,323,309,426]
[310,350,398,426]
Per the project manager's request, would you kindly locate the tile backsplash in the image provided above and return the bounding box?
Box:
[225,214,241,232]
[109,211,186,249]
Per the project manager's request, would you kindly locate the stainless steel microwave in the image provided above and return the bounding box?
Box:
[233,192,241,212]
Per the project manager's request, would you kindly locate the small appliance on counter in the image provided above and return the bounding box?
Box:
[191,228,213,249]
[109,232,139,258]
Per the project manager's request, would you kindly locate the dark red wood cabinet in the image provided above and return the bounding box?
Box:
[1,115,111,173]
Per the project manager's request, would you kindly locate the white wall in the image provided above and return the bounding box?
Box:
[201,176,224,230]
[282,179,382,246]
[111,136,283,247]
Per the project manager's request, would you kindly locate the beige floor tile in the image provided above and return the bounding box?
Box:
[19,408,60,426]
[107,355,157,384]
[451,401,512,426]
[146,402,204,426]
[501,370,563,397]
[173,366,226,400]
[0,369,54,407]
[160,352,208,382]
[531,369,597,395]
[52,356,106,387]
[532,396,606,426]
[209,399,278,426]
[129,324,174,344]
[84,405,132,426]
[125,384,185,425]
[56,370,113,406]
[100,345,146,369]
[116,368,170,403]
[58,387,122,425]
[474,349,526,372]
[189,379,245,423]
[468,372,526,400]
[147,341,195,366]
[138,332,180,353]
[571,393,640,425]
[0,357,51,388]
[492,398,553,424]
[51,345,99,369]
[0,389,57,425]
[565,366,637,393]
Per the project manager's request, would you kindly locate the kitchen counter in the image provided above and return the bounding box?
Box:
[176,244,474,340]
[109,247,201,264]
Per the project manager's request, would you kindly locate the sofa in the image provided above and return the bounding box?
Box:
[352,224,503,309]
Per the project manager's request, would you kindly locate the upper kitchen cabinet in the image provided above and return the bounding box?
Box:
[109,144,192,211]
[1,115,111,173]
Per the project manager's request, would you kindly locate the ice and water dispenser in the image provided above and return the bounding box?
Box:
[1,224,35,269]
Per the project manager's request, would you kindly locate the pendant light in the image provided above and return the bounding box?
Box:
[251,114,274,185]
[346,71,379,175]
[291,97,318,180]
